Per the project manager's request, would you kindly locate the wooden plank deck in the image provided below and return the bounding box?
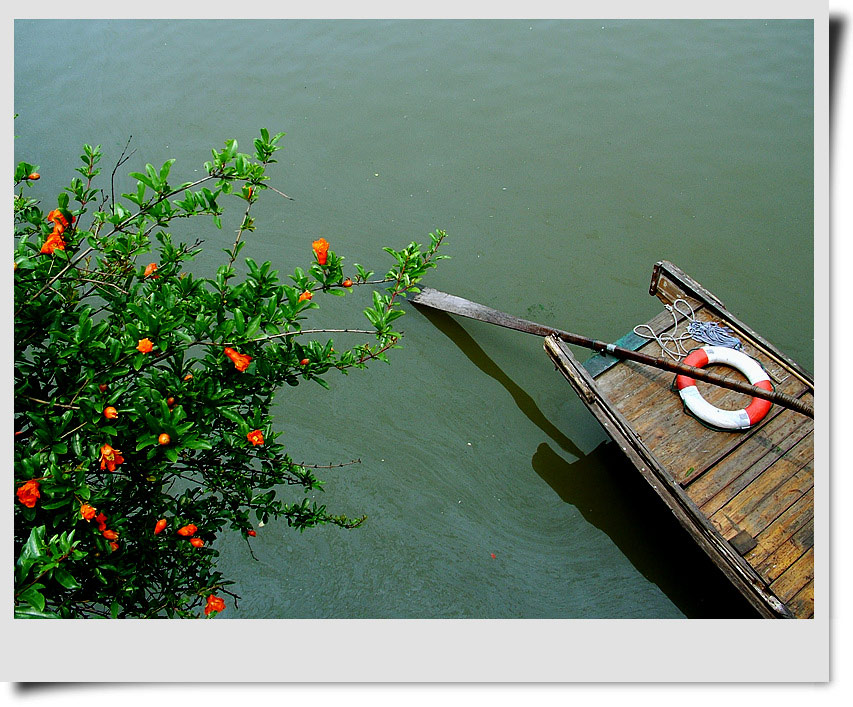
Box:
[545,261,814,618]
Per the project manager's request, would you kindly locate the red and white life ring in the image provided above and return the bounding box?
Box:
[675,346,773,430]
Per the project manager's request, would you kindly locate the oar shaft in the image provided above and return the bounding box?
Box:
[411,288,813,419]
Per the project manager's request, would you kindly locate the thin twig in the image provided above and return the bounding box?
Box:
[24,396,81,410]
[266,185,294,200]
[110,136,136,212]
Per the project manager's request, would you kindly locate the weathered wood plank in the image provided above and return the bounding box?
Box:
[752,517,814,583]
[785,579,815,619]
[742,488,814,569]
[769,547,814,602]
[692,423,814,513]
[705,433,814,528]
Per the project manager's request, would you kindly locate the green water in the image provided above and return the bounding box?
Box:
[14,19,814,618]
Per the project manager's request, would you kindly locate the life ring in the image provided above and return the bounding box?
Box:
[675,346,773,430]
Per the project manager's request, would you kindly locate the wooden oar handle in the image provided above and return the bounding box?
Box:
[411,287,814,419]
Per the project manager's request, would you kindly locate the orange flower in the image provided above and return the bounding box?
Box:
[204,594,226,616]
[143,262,159,279]
[158,433,171,446]
[80,503,97,521]
[312,238,330,265]
[342,278,353,288]
[102,529,119,540]
[298,290,313,302]
[99,443,125,472]
[109,541,119,552]
[299,358,309,366]
[177,523,198,537]
[16,480,40,508]
[189,537,204,548]
[103,406,118,419]
[223,347,252,372]
[28,172,40,180]
[136,338,153,353]
[47,209,72,230]
[154,518,168,535]
[247,429,264,446]
[40,230,66,254]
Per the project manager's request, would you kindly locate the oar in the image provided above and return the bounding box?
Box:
[410,287,814,419]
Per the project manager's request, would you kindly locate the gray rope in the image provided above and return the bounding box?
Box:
[687,319,743,350]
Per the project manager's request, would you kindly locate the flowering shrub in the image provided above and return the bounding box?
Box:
[13,129,447,618]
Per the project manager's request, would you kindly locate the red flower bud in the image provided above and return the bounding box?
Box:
[103,406,118,419]
[177,524,197,537]
[190,537,204,548]
[154,518,168,535]
[312,238,330,266]
[247,529,257,537]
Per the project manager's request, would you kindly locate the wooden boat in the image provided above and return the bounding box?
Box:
[543,261,815,618]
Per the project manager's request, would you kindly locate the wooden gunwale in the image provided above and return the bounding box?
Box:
[544,261,814,618]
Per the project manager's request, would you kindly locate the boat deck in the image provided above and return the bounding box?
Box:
[544,261,814,618]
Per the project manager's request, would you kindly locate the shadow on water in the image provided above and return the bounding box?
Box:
[533,441,757,618]
[417,306,585,460]
[418,305,758,618]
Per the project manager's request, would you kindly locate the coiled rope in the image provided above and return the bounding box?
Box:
[633,298,743,361]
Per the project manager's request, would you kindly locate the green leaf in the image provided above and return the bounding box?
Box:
[160,158,176,183]
[14,606,60,619]
[136,433,157,451]
[17,525,46,581]
[17,584,46,612]
[53,566,81,590]
[219,408,244,425]
[234,308,245,335]
[128,172,156,190]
